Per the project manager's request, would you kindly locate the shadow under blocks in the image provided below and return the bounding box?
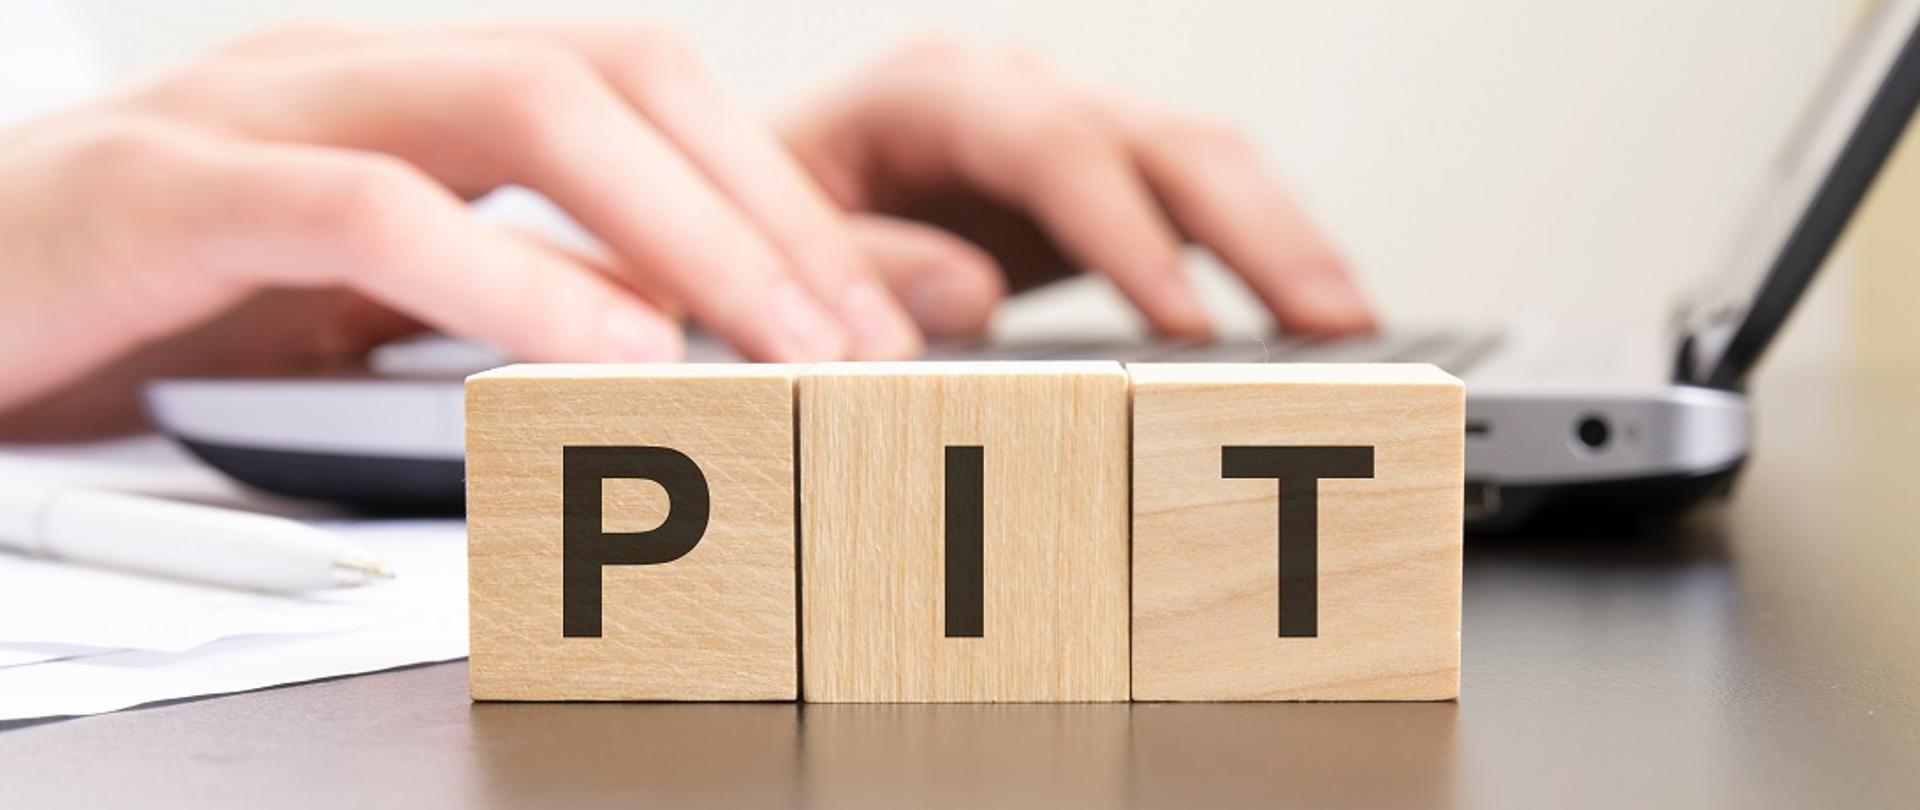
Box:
[464,361,1462,702]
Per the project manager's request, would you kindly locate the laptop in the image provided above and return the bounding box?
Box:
[143,0,1920,529]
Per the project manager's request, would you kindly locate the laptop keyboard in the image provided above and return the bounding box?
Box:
[921,329,1499,377]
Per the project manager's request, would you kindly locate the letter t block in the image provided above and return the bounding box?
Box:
[1129,364,1463,700]
[466,364,799,701]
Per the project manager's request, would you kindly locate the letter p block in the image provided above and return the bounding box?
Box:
[1129,364,1463,700]
[467,365,798,700]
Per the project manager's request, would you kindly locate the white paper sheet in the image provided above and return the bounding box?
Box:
[0,519,468,720]
[0,439,469,721]
[0,643,109,669]
[0,553,389,652]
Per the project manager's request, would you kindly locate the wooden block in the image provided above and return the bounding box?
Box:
[1128,363,1463,701]
[800,362,1131,702]
[466,364,798,701]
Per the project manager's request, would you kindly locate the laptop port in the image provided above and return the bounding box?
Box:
[1575,415,1611,451]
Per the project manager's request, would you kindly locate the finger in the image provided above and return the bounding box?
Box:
[781,48,1212,339]
[847,214,1006,339]
[159,41,850,361]
[210,21,372,58]
[183,141,686,363]
[489,212,688,323]
[451,19,922,359]
[1113,108,1376,334]
[965,109,1212,338]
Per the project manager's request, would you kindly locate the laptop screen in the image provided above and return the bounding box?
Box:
[1675,0,1920,389]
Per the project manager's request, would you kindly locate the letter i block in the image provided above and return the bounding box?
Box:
[800,362,1131,702]
[465,365,798,701]
[1129,364,1464,701]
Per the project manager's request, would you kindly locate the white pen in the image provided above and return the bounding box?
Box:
[0,478,393,591]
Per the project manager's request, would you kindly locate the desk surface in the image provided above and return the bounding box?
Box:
[3,369,1918,809]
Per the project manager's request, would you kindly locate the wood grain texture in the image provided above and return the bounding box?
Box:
[1129,363,1463,701]
[800,362,1130,702]
[466,364,797,701]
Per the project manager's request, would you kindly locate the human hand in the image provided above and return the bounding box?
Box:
[0,18,924,435]
[781,36,1376,339]
[0,23,1375,439]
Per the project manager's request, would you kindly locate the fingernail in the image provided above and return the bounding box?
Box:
[1158,275,1214,340]
[1298,275,1376,332]
[769,280,849,360]
[839,279,923,359]
[906,271,993,338]
[598,304,684,362]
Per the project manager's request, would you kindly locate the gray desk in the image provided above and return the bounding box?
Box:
[3,370,1917,809]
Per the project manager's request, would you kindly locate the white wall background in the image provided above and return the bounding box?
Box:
[68,0,1859,375]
